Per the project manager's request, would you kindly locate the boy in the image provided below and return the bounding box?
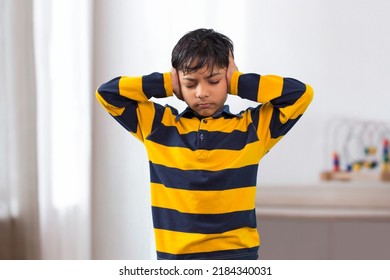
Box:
[96,28,313,260]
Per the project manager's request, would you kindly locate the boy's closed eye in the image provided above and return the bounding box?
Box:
[184,80,220,89]
[184,83,197,89]
[208,80,220,85]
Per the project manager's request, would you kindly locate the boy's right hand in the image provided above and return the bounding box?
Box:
[171,68,183,100]
[227,51,238,92]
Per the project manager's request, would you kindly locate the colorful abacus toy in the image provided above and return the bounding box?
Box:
[383,138,389,172]
[321,119,390,182]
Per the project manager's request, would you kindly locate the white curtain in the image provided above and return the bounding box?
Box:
[0,0,92,259]
[0,0,40,260]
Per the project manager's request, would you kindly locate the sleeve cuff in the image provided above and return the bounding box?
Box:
[229,71,242,95]
[163,72,174,97]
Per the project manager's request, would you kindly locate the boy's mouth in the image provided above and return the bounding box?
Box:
[198,103,212,108]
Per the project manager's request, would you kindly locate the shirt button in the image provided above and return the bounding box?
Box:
[203,119,208,124]
[200,134,205,141]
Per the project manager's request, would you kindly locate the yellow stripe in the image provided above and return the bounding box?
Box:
[161,111,200,132]
[151,183,256,214]
[161,111,252,134]
[145,141,264,170]
[155,227,260,255]
[118,76,145,101]
[136,101,157,141]
[258,75,284,103]
[256,102,273,143]
[163,72,174,97]
[229,71,242,95]
[257,103,283,152]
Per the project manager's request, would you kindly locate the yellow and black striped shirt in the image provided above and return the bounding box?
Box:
[96,71,313,260]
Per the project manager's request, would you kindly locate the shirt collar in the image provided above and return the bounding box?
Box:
[175,105,242,121]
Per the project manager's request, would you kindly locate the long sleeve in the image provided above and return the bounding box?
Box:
[96,72,173,141]
[229,71,314,153]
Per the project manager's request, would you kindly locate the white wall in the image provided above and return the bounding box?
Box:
[92,0,390,259]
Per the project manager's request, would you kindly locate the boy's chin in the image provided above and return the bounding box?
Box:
[193,109,218,117]
[187,104,223,117]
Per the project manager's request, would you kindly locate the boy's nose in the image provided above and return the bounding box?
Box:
[195,85,209,98]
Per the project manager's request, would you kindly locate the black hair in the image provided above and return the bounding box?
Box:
[171,28,234,74]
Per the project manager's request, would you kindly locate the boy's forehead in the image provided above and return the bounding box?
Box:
[181,65,225,78]
[180,55,226,75]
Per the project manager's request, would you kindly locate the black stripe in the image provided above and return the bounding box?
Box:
[112,102,139,132]
[147,126,198,149]
[270,78,305,108]
[146,123,259,151]
[248,105,262,133]
[152,207,257,234]
[269,109,302,138]
[237,73,260,102]
[98,76,133,108]
[157,246,259,260]
[150,103,165,133]
[142,72,167,99]
[149,162,258,190]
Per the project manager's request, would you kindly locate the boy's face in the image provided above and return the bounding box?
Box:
[179,66,228,117]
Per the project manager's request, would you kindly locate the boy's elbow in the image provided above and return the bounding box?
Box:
[96,77,122,96]
[304,83,314,104]
[95,89,109,108]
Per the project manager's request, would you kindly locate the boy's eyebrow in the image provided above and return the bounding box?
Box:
[183,72,222,81]
[182,77,197,82]
[205,72,222,78]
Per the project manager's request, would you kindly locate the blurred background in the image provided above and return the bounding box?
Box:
[1,0,389,259]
